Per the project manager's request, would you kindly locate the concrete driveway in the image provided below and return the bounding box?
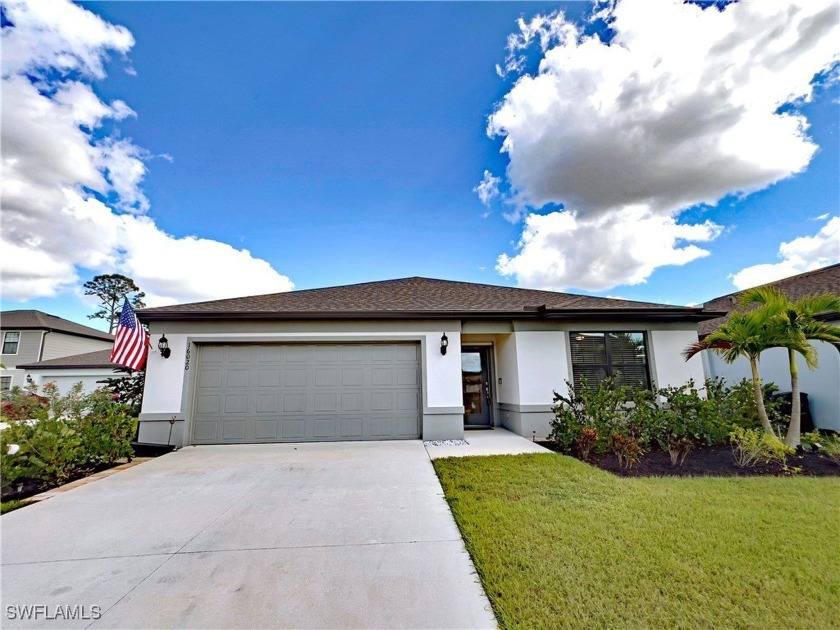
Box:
[1,441,496,629]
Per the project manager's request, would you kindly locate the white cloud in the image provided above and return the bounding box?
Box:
[730,217,840,290]
[473,170,501,206]
[497,207,722,291]
[1,0,134,79]
[0,0,294,306]
[490,0,839,291]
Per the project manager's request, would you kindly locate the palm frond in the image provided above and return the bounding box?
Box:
[739,286,786,312]
[793,293,840,318]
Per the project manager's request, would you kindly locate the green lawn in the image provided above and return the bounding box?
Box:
[1,499,30,515]
[434,453,839,630]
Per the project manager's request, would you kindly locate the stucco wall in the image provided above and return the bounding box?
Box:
[705,341,840,431]
[514,331,570,404]
[649,329,706,389]
[495,333,521,405]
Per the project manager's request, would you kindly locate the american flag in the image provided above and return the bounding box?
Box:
[110,298,150,371]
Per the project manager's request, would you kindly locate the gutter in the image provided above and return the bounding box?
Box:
[138,308,728,324]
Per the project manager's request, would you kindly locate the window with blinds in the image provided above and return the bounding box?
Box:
[569,332,650,391]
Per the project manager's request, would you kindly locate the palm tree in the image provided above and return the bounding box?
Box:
[683,309,798,437]
[739,287,840,447]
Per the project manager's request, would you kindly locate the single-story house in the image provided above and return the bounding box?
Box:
[1,310,114,391]
[699,264,840,431]
[16,349,130,395]
[135,277,717,446]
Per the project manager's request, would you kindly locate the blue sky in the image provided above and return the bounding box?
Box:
[2,1,838,329]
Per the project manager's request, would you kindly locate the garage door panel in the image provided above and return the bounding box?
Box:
[258,346,284,362]
[282,393,306,413]
[195,394,220,414]
[223,395,248,414]
[255,394,279,413]
[315,368,339,387]
[227,346,253,363]
[313,418,336,438]
[285,346,309,362]
[397,368,419,386]
[282,418,307,439]
[314,393,337,412]
[226,370,250,387]
[341,392,363,412]
[316,346,341,362]
[284,368,307,387]
[222,420,247,440]
[254,420,278,439]
[341,346,365,362]
[193,421,218,441]
[396,391,420,411]
[396,345,418,362]
[371,368,393,386]
[192,343,421,444]
[342,368,364,386]
[257,369,281,387]
[201,346,227,363]
[198,370,223,388]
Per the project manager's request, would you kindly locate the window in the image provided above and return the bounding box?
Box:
[0,376,11,392]
[2,331,20,354]
[569,332,650,391]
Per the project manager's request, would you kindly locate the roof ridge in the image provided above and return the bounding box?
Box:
[139,276,679,314]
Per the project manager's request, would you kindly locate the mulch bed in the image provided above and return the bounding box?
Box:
[538,442,840,477]
[1,461,121,502]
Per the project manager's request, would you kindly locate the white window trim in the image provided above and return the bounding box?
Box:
[2,331,21,356]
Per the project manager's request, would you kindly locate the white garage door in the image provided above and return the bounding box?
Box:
[191,343,421,444]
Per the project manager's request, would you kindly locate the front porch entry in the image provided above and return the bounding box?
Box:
[461,346,492,429]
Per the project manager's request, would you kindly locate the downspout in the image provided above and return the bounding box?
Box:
[38,330,51,361]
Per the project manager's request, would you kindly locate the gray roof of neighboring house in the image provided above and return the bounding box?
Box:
[0,310,114,341]
[138,276,719,322]
[699,264,840,337]
[17,349,127,370]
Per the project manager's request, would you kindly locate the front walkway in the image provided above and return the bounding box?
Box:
[425,427,550,459]
[1,441,496,629]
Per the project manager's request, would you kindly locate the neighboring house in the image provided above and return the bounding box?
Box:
[135,277,717,446]
[16,350,130,395]
[0,311,114,392]
[699,264,840,431]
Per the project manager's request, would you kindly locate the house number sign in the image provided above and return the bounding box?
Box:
[184,345,191,371]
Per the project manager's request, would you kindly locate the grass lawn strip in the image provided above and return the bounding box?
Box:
[1,499,30,515]
[434,453,840,630]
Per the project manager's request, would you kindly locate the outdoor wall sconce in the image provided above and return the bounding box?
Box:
[440,333,449,355]
[158,334,172,359]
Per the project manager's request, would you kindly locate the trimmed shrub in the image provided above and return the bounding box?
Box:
[550,376,631,456]
[1,383,136,493]
[730,427,794,470]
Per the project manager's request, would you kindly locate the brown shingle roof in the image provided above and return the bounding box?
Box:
[138,277,713,322]
[699,264,840,336]
[0,310,113,341]
[17,349,127,370]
